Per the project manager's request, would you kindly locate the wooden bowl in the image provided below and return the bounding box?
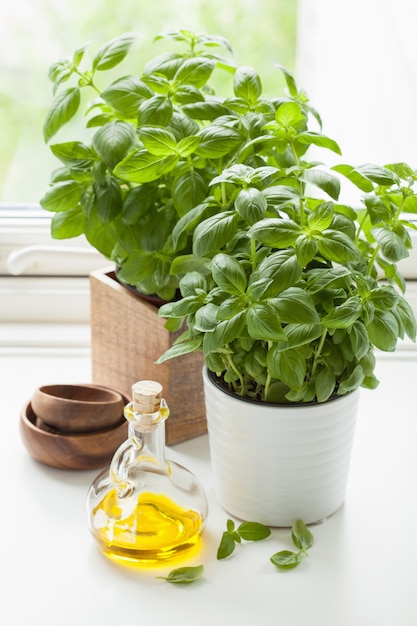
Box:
[20,400,128,470]
[31,384,125,433]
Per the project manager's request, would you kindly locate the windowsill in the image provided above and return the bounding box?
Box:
[0,322,91,351]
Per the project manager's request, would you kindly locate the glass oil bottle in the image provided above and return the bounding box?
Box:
[86,380,208,567]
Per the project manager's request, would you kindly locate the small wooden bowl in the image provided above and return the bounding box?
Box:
[20,400,128,470]
[31,384,125,433]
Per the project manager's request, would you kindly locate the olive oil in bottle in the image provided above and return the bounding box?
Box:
[86,381,208,566]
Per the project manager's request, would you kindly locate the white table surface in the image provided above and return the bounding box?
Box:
[1,326,417,626]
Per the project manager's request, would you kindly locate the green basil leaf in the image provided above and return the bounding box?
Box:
[348,322,370,360]
[84,209,117,257]
[276,64,298,97]
[372,226,409,262]
[297,131,341,155]
[86,114,113,128]
[43,87,81,142]
[266,348,306,390]
[157,564,204,584]
[338,364,365,394]
[251,250,302,297]
[141,72,171,94]
[50,141,95,167]
[275,101,305,130]
[331,164,374,192]
[217,296,246,321]
[172,202,212,250]
[196,125,242,158]
[40,181,83,212]
[306,267,351,294]
[182,100,232,121]
[172,170,208,217]
[270,550,304,570]
[291,519,314,551]
[193,212,239,257]
[123,184,157,224]
[248,217,301,247]
[314,366,336,402]
[94,177,123,224]
[226,519,235,533]
[274,323,323,351]
[72,42,91,67]
[395,297,417,342]
[237,521,271,541]
[262,185,301,206]
[139,126,177,156]
[177,135,201,157]
[155,337,202,364]
[174,56,215,88]
[92,121,136,169]
[174,85,205,105]
[137,95,173,126]
[233,66,262,103]
[164,295,202,317]
[246,303,287,341]
[369,285,399,310]
[101,76,153,115]
[307,201,334,231]
[322,296,362,329]
[114,150,179,183]
[117,249,157,283]
[143,50,183,78]
[316,230,360,263]
[210,163,254,186]
[217,532,236,560]
[366,310,400,351]
[212,253,247,294]
[295,234,319,266]
[178,270,207,296]
[302,168,341,200]
[356,163,399,186]
[270,287,320,324]
[234,188,267,225]
[92,32,138,71]
[194,303,218,332]
[203,312,246,353]
[50,209,86,238]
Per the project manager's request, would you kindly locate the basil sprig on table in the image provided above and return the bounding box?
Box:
[157,564,204,584]
[217,518,271,559]
[270,519,314,570]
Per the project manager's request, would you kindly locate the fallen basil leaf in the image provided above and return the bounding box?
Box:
[157,564,204,584]
[270,550,304,570]
[238,521,271,541]
[217,531,236,559]
[226,518,235,533]
[291,519,314,551]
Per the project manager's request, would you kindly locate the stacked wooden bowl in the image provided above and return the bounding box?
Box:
[20,384,129,470]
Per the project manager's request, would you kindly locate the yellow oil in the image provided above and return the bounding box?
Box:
[91,490,203,566]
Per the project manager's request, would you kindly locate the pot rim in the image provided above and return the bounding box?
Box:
[204,366,357,409]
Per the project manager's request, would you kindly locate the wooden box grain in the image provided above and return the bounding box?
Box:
[89,268,207,445]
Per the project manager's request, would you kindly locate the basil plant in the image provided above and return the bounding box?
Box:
[157,73,417,402]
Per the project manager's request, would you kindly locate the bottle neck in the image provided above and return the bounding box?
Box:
[129,419,166,467]
[125,400,169,468]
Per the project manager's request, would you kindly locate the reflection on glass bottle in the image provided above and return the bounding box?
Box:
[86,380,208,566]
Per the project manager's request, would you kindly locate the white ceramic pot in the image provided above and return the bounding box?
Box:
[202,367,360,527]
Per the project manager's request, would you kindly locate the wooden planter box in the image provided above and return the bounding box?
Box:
[89,268,207,445]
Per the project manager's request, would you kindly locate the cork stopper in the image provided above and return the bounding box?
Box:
[131,380,163,414]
